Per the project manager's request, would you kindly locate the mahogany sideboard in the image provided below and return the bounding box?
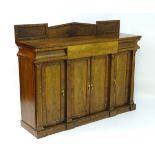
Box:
[14,20,141,138]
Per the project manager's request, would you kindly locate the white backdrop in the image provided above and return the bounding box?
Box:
[0,0,155,155]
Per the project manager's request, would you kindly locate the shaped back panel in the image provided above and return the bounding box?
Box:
[14,23,48,41]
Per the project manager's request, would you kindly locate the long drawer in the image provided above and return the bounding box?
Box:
[67,41,118,59]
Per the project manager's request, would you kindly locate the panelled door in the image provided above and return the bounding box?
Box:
[114,51,132,107]
[69,56,110,120]
[42,61,66,127]
[90,55,110,114]
[70,58,90,119]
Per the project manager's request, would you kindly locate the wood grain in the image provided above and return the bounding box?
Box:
[114,52,132,107]
[90,55,109,113]
[18,55,36,128]
[42,61,66,127]
[70,58,90,119]
[68,41,118,59]
[14,23,48,41]
[15,21,141,138]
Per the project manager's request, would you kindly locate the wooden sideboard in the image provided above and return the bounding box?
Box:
[14,20,141,138]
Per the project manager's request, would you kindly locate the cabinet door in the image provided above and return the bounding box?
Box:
[90,56,110,114]
[114,52,132,107]
[42,61,66,127]
[70,58,90,119]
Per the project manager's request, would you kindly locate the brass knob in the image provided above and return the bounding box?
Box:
[88,84,91,90]
[61,89,64,96]
[91,84,94,90]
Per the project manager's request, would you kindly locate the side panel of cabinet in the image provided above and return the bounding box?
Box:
[42,61,66,127]
[19,58,36,128]
[90,56,110,113]
[70,58,90,119]
[114,51,132,107]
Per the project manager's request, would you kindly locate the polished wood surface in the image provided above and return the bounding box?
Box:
[70,58,90,119]
[96,20,120,37]
[90,55,110,113]
[15,21,141,138]
[115,52,131,107]
[16,33,140,50]
[18,48,36,128]
[67,41,118,59]
[48,22,96,38]
[14,23,48,41]
[42,61,66,127]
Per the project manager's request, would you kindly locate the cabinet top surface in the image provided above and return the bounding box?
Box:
[16,33,141,50]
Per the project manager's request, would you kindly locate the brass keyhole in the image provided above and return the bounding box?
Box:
[114,80,116,86]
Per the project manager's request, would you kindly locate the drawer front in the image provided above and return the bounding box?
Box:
[35,49,67,63]
[118,40,139,51]
[67,41,118,59]
[37,50,66,59]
